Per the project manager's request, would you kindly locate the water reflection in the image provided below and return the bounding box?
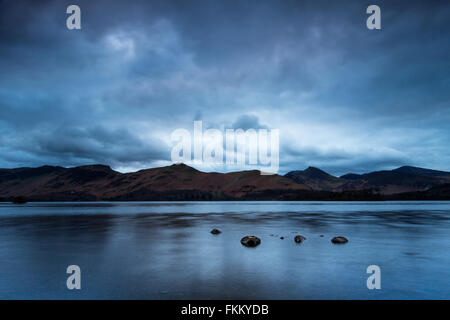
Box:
[0,201,449,299]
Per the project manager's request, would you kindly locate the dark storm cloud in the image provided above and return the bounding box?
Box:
[232,115,268,130]
[0,124,168,168]
[0,0,449,174]
[30,126,167,163]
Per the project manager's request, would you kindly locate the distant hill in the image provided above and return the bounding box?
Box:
[1,163,450,201]
[284,165,450,195]
[392,166,450,177]
[284,167,341,191]
[338,168,450,195]
[0,163,308,201]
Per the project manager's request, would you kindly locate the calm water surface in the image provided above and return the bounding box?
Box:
[0,201,449,299]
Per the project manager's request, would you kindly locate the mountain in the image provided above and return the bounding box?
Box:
[284,167,341,191]
[0,163,308,201]
[0,165,120,201]
[1,163,450,201]
[337,167,450,195]
[392,166,450,177]
[285,165,450,195]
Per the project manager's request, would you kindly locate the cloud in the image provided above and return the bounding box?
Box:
[232,115,269,131]
[0,124,168,169]
[0,0,449,175]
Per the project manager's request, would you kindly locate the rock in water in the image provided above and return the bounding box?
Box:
[210,228,221,235]
[240,236,261,247]
[331,236,348,244]
[294,235,306,243]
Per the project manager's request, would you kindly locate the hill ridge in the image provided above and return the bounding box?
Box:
[1,163,449,201]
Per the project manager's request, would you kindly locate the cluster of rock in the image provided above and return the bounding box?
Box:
[294,235,306,243]
[240,236,261,247]
[210,229,348,247]
[330,236,348,244]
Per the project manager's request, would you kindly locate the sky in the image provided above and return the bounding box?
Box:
[0,0,449,176]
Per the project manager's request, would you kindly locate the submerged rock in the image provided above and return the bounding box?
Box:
[331,236,348,244]
[210,228,221,235]
[320,235,324,237]
[294,235,306,243]
[240,236,261,247]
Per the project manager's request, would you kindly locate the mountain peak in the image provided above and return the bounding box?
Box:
[393,166,450,177]
[75,164,113,172]
[303,167,336,179]
[169,163,199,172]
[284,166,338,190]
[305,166,324,173]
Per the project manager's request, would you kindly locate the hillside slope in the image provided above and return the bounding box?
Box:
[0,163,308,201]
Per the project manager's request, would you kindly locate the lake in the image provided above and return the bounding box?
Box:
[0,201,449,299]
